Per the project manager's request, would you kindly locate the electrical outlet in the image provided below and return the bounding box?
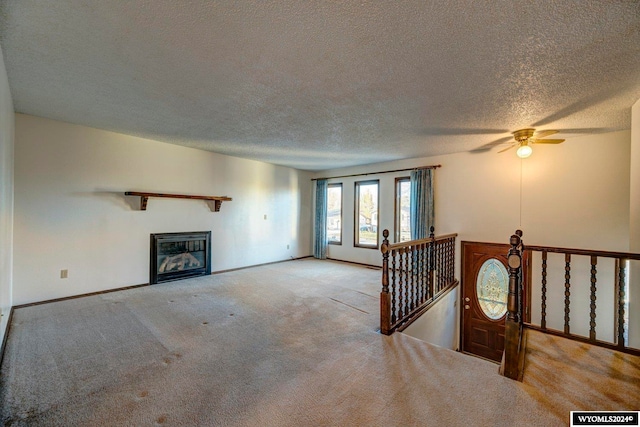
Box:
[287,244,290,249]
[60,269,68,279]
[263,214,267,220]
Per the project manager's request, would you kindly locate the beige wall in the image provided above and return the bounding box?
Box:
[0,44,14,346]
[13,114,312,305]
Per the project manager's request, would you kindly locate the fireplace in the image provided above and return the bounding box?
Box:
[150,231,211,284]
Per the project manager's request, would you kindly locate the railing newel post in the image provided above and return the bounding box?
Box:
[502,230,523,380]
[506,231,522,323]
[380,229,391,335]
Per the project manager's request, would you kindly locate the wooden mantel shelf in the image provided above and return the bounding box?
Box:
[125,192,232,212]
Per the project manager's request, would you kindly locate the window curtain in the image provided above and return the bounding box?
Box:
[410,168,434,240]
[314,179,328,259]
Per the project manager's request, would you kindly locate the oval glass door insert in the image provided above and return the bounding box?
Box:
[476,258,509,320]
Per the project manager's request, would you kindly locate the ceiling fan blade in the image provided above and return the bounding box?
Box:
[532,138,565,144]
[534,129,558,139]
[489,136,515,146]
[469,136,513,153]
[498,144,517,153]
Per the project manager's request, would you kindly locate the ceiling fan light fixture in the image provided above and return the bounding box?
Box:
[495,128,565,155]
[516,144,532,158]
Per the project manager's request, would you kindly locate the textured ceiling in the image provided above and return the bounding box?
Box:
[1,1,639,170]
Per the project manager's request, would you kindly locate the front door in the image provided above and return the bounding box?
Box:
[461,242,528,362]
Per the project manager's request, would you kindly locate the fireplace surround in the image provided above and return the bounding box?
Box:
[150,231,211,284]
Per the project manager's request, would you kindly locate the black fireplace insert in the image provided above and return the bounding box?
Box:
[150,231,211,284]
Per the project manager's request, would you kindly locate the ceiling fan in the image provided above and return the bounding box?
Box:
[498,128,565,158]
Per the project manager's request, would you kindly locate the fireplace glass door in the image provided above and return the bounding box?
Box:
[150,231,211,284]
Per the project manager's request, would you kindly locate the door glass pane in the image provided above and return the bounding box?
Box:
[476,258,509,320]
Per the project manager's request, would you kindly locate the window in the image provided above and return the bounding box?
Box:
[327,183,342,244]
[355,180,379,248]
[395,177,411,242]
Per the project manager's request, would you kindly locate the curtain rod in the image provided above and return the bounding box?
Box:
[311,165,441,181]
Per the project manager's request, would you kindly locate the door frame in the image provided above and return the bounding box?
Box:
[459,241,531,360]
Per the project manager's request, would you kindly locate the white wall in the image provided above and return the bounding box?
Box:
[0,44,15,345]
[316,130,630,267]
[319,149,520,266]
[13,114,312,305]
[630,98,640,349]
[402,286,459,350]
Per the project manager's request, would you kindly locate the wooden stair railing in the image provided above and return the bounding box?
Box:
[380,227,458,335]
[501,230,525,380]
[502,230,640,381]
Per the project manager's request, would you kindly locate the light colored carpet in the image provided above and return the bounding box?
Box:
[521,329,640,419]
[0,259,637,426]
